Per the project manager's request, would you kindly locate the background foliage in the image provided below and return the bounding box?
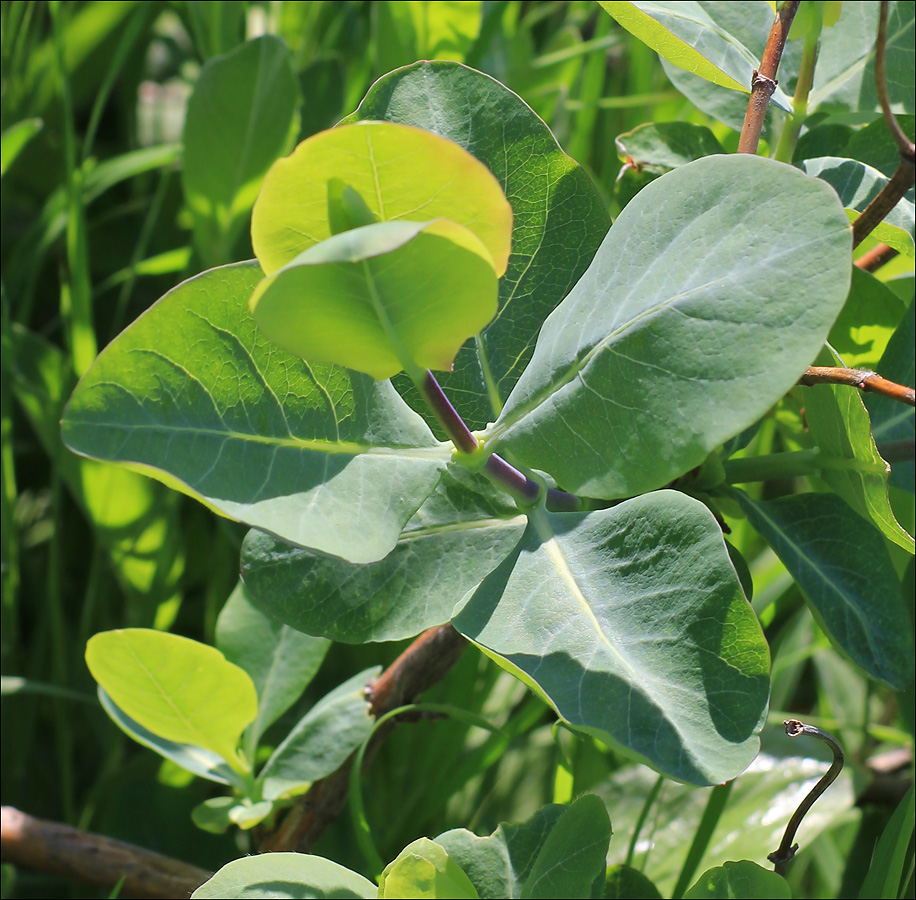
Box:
[1,2,913,898]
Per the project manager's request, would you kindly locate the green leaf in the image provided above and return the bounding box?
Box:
[251,120,512,278]
[845,115,916,180]
[61,261,447,564]
[800,157,914,258]
[97,688,241,787]
[191,797,274,834]
[684,861,790,899]
[520,795,611,899]
[804,364,914,553]
[191,853,377,899]
[345,60,610,430]
[827,267,909,368]
[858,784,915,899]
[375,1,483,72]
[190,797,239,834]
[249,219,499,380]
[614,121,725,209]
[735,491,915,689]
[487,155,851,500]
[215,581,330,759]
[866,301,915,495]
[598,2,763,95]
[241,467,526,644]
[436,806,569,900]
[379,838,479,899]
[182,35,301,266]
[602,865,663,900]
[0,117,42,177]
[257,667,378,801]
[453,492,770,786]
[86,629,258,773]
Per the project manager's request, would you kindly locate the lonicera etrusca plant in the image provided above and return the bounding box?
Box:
[60,1,914,896]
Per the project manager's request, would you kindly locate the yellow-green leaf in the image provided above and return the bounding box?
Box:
[86,629,258,773]
[251,121,512,276]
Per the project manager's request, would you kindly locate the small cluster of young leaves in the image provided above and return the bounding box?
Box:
[85,585,376,834]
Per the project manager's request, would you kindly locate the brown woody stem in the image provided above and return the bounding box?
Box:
[257,623,467,853]
[854,242,899,272]
[737,1,799,155]
[799,366,915,407]
[0,806,211,899]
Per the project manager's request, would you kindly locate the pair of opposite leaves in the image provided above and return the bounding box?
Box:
[249,121,513,381]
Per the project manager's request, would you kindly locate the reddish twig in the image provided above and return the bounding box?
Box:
[851,2,916,248]
[0,806,211,899]
[737,1,800,155]
[854,242,899,272]
[799,366,916,407]
[257,623,467,853]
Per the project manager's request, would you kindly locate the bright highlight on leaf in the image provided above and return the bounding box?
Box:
[251,120,512,276]
[86,629,258,773]
[249,218,499,380]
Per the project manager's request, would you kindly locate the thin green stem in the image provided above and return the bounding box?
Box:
[724,450,821,483]
[625,775,664,868]
[773,6,822,163]
[50,0,96,377]
[671,782,733,899]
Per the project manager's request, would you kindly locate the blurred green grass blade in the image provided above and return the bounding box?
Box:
[0,118,42,177]
[671,782,733,899]
[858,784,915,899]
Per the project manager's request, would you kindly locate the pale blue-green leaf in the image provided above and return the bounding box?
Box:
[655,1,798,131]
[599,750,854,897]
[684,861,790,899]
[216,581,330,759]
[866,301,915,495]
[453,491,770,786]
[661,2,913,130]
[736,491,914,689]
[258,667,378,801]
[600,1,792,107]
[520,795,610,899]
[191,853,377,899]
[487,155,851,500]
[436,806,568,900]
[800,157,915,257]
[808,1,914,116]
[613,121,725,209]
[61,261,447,563]
[241,466,526,643]
[345,60,609,430]
[98,688,242,788]
[182,35,300,266]
[804,369,914,553]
